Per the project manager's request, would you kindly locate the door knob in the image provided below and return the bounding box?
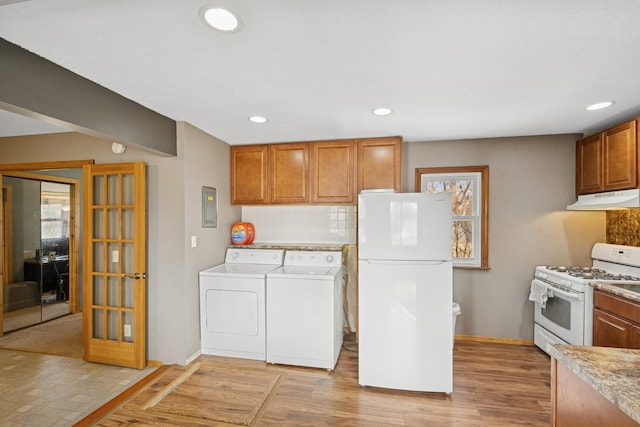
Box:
[123,272,146,280]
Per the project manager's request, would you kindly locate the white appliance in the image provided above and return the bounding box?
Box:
[266,250,344,370]
[199,248,284,360]
[567,188,640,210]
[358,190,453,393]
[530,243,640,354]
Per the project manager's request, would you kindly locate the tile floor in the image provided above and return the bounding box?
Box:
[0,349,155,426]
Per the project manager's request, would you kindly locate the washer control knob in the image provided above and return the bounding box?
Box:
[326,255,334,263]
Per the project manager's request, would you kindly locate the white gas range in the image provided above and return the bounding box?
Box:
[530,243,640,354]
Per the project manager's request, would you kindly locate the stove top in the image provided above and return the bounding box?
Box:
[534,244,640,291]
[543,265,640,281]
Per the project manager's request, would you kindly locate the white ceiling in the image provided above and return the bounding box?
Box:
[1,0,640,145]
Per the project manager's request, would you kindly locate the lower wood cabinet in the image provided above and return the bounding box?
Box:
[593,289,640,349]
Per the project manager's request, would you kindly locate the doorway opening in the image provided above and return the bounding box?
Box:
[1,172,80,334]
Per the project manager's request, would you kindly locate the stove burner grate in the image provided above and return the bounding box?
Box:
[544,265,640,281]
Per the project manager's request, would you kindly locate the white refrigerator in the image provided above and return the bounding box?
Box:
[358,190,453,393]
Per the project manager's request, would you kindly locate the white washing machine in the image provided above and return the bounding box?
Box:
[199,248,284,360]
[266,250,344,370]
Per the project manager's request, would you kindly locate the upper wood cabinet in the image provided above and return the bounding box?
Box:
[576,120,637,195]
[576,133,603,195]
[357,137,402,192]
[603,121,637,191]
[310,140,356,204]
[230,145,269,205]
[231,136,402,205]
[269,143,310,204]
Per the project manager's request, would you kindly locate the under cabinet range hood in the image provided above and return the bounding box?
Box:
[567,188,640,210]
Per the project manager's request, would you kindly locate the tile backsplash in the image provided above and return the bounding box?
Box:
[242,205,356,244]
[606,210,640,246]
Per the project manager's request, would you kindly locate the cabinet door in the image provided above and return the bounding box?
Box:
[270,143,309,204]
[310,140,356,204]
[576,134,603,195]
[230,145,269,205]
[357,137,402,192]
[593,307,632,348]
[603,120,637,191]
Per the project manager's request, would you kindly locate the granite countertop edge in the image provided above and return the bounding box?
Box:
[231,243,349,251]
[548,344,640,423]
[592,282,640,302]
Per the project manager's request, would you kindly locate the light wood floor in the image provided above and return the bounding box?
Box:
[81,339,551,426]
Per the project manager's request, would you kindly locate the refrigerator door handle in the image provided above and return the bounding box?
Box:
[361,259,451,266]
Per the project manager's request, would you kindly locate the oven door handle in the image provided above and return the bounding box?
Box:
[545,282,584,301]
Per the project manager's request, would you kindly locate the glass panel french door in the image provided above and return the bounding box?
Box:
[83,162,146,369]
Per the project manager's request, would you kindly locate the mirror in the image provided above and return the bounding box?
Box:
[2,176,72,332]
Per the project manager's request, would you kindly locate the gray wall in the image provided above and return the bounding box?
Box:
[0,130,608,353]
[0,125,240,364]
[404,134,606,340]
[178,122,240,363]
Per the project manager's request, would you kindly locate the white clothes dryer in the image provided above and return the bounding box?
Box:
[199,248,284,360]
[266,250,344,370]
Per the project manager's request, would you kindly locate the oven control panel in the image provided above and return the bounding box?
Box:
[592,243,640,268]
[534,269,576,288]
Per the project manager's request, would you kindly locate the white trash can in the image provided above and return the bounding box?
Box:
[452,302,461,348]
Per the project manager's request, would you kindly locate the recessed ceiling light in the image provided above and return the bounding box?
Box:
[585,101,615,111]
[200,6,242,32]
[372,107,393,116]
[249,116,268,124]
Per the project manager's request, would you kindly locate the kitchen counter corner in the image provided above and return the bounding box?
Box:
[548,344,640,424]
[592,281,640,303]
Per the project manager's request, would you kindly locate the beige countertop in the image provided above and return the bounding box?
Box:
[592,281,640,303]
[548,344,640,423]
[231,243,348,251]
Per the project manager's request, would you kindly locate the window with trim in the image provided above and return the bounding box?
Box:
[41,182,71,239]
[415,166,489,268]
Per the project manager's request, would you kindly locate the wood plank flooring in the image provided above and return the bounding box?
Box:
[81,339,552,426]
